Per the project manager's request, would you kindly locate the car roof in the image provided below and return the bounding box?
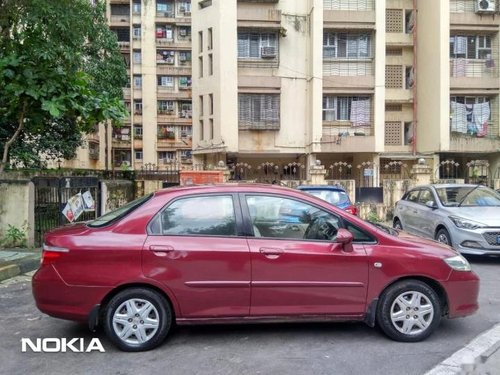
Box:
[153,183,301,197]
[297,185,346,192]
[410,184,490,190]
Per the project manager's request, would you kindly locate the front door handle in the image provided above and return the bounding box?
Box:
[259,247,284,256]
[149,245,174,252]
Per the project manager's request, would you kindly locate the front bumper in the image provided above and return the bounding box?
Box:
[451,227,500,256]
[32,265,110,322]
[443,270,480,319]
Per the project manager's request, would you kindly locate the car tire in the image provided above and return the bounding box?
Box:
[436,228,452,246]
[104,288,172,352]
[393,219,403,230]
[376,280,441,342]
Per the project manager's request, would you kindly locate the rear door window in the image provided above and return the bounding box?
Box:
[149,195,237,236]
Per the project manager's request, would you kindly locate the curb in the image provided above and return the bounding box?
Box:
[425,323,500,375]
[0,254,40,282]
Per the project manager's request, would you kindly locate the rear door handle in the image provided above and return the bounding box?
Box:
[259,247,284,256]
[149,245,174,252]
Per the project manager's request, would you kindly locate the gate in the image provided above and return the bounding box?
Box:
[356,162,383,203]
[33,176,100,246]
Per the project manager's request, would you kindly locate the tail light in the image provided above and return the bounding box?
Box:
[41,244,69,266]
[345,205,358,216]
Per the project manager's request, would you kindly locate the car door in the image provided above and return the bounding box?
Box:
[397,189,421,234]
[242,194,369,317]
[412,188,438,239]
[143,194,251,318]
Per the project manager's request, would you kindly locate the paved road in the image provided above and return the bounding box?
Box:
[1,257,499,375]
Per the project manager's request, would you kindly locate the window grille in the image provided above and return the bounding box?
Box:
[238,33,278,59]
[386,65,403,88]
[239,94,280,130]
[386,9,403,33]
[385,122,402,146]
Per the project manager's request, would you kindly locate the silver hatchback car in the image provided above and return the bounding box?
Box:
[393,184,500,256]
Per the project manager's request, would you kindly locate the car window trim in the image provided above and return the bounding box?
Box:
[239,192,377,244]
[146,193,244,238]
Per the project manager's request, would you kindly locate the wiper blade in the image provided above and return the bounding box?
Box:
[458,184,481,207]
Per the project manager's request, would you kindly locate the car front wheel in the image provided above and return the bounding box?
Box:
[104,288,172,351]
[436,228,452,246]
[393,219,403,230]
[376,280,442,342]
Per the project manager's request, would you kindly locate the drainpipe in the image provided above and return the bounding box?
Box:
[412,0,418,156]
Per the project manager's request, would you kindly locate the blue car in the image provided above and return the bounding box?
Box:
[297,185,358,215]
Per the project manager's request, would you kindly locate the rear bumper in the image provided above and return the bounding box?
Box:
[32,265,110,322]
[443,270,480,319]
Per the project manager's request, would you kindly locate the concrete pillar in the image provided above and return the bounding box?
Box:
[309,164,327,185]
[411,162,433,186]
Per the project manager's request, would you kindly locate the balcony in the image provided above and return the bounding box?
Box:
[321,126,376,153]
[450,58,499,89]
[323,0,375,28]
[450,0,499,26]
[109,14,130,26]
[322,59,374,88]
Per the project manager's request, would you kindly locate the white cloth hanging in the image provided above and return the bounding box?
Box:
[450,101,467,133]
[473,102,490,137]
[350,99,370,127]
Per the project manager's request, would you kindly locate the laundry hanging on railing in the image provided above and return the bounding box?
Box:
[450,101,490,136]
[473,102,490,137]
[350,99,371,127]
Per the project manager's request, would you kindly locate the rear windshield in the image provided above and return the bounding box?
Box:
[435,186,500,207]
[88,194,153,228]
[305,190,351,206]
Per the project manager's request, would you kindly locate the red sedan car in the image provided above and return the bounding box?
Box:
[33,184,479,351]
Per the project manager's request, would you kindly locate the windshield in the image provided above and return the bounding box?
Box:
[305,190,350,206]
[435,186,500,207]
[88,194,153,228]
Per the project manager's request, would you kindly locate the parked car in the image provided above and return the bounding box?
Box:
[297,185,358,215]
[393,184,500,256]
[33,184,479,352]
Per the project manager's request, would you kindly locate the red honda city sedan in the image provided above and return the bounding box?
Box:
[33,184,479,352]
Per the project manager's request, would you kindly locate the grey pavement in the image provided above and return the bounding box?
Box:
[0,247,41,282]
[0,249,500,375]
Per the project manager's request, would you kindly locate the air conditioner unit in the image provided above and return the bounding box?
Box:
[475,0,496,13]
[261,46,277,58]
[165,57,174,64]
[179,28,187,37]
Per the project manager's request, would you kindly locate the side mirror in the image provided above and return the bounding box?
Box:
[425,201,438,209]
[335,228,354,252]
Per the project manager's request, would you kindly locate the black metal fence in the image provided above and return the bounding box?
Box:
[33,176,100,246]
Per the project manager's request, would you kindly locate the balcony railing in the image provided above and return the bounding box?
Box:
[450,58,498,78]
[323,0,375,11]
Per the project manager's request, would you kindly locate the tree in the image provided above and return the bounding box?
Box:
[0,0,128,172]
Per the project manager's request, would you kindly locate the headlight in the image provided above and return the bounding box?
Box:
[449,216,485,230]
[444,255,471,272]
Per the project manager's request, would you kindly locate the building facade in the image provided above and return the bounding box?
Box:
[61,0,499,186]
[192,0,500,185]
[61,0,194,171]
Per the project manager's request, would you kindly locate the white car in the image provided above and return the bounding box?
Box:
[393,184,500,256]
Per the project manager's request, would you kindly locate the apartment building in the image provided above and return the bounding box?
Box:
[61,0,193,170]
[192,0,500,184]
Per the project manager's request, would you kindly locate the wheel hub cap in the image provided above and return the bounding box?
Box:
[390,291,434,335]
[112,298,160,344]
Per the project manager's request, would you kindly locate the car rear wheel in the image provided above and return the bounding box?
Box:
[376,280,441,342]
[104,288,172,352]
[393,219,403,230]
[436,228,451,246]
